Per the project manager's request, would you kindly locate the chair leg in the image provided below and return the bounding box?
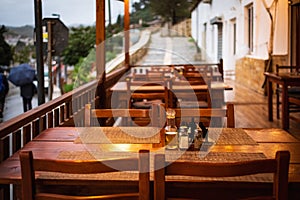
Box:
[276,93,280,119]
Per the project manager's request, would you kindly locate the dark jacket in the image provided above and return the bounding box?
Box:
[0,73,9,95]
[20,83,35,99]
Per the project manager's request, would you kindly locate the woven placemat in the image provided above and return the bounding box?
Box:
[74,127,161,144]
[208,128,257,145]
[58,150,266,163]
[54,151,270,182]
[57,151,137,160]
[165,151,266,162]
[164,151,271,182]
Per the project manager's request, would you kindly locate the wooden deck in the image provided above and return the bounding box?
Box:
[224,78,300,139]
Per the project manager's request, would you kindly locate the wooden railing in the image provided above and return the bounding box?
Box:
[0,80,93,162]
[0,66,127,164]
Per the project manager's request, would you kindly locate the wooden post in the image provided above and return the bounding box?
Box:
[124,0,130,68]
[96,0,106,79]
[95,0,106,109]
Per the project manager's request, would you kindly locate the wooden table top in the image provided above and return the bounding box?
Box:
[0,127,299,185]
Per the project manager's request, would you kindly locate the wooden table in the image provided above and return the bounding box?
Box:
[110,81,232,108]
[0,127,299,199]
[264,72,300,130]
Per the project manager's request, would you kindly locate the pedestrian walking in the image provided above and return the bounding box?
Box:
[20,82,36,112]
[8,63,37,112]
[0,68,9,120]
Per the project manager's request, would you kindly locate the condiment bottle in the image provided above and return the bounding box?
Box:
[165,109,178,149]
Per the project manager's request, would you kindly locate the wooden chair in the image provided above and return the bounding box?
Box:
[169,79,211,109]
[127,80,169,109]
[275,65,300,119]
[19,149,150,200]
[154,150,290,200]
[172,103,235,128]
[84,103,160,127]
[146,70,165,81]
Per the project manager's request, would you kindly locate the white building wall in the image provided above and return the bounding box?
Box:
[191,0,289,72]
[273,0,288,55]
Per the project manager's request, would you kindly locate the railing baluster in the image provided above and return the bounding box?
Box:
[12,130,21,154]
[40,115,47,132]
[32,119,40,138]
[47,111,54,128]
[0,184,10,200]
[54,108,60,127]
[0,136,10,162]
[60,105,65,124]
[66,101,71,119]
[23,124,32,145]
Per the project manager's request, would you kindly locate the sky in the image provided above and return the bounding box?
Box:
[0,0,127,27]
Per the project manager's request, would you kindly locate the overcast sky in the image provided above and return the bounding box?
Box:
[0,0,126,27]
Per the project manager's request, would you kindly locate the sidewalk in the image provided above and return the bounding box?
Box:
[2,82,61,122]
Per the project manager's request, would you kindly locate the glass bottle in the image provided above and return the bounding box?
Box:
[188,118,197,145]
[178,126,189,150]
[165,108,178,149]
[193,128,203,150]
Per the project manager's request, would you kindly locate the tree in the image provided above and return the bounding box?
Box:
[0,25,13,66]
[149,0,195,25]
[12,41,33,64]
[261,0,279,89]
[62,26,96,66]
[130,0,155,26]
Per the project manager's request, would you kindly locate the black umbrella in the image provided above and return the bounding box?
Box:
[8,64,36,86]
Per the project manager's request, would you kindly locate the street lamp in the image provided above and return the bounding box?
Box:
[52,13,60,18]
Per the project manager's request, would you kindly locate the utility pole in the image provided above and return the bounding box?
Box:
[34,0,45,105]
[47,21,53,100]
[108,0,112,26]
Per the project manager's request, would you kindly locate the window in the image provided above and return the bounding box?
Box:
[247,4,254,53]
[231,19,237,55]
[232,20,236,55]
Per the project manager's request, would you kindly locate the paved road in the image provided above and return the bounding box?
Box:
[136,31,199,65]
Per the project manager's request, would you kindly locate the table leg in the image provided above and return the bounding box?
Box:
[267,79,273,121]
[281,84,289,130]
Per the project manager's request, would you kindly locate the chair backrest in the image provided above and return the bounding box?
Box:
[154,150,290,200]
[127,80,169,108]
[84,103,160,127]
[169,79,211,108]
[289,96,300,106]
[276,65,300,73]
[171,103,235,128]
[146,71,165,81]
[20,149,150,200]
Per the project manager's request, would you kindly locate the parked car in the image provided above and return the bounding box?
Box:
[33,67,49,93]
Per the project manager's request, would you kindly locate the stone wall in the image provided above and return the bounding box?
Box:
[236,57,267,94]
[161,19,191,37]
[235,55,288,94]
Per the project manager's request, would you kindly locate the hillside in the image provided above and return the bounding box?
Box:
[5,25,34,38]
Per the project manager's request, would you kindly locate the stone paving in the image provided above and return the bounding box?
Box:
[136,30,199,65]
